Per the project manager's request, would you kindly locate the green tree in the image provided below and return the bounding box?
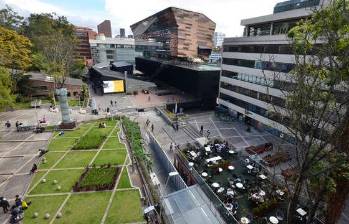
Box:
[266,1,349,223]
[0,66,14,110]
[80,84,89,107]
[0,5,24,30]
[0,26,32,72]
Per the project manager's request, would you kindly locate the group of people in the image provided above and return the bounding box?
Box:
[0,195,31,223]
[98,122,107,128]
[199,125,211,138]
[145,119,154,132]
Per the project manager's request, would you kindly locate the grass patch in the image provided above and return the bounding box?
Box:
[117,168,132,189]
[110,127,120,137]
[28,171,46,191]
[29,169,83,194]
[105,190,144,223]
[73,128,108,150]
[39,152,65,170]
[93,150,126,166]
[55,151,96,168]
[24,195,67,224]
[102,137,125,149]
[48,138,77,151]
[55,192,111,224]
[55,123,92,138]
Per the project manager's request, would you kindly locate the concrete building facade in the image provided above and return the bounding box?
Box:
[130,7,216,59]
[97,20,112,37]
[218,0,330,142]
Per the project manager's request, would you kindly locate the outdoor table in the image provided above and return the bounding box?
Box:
[240,217,250,224]
[269,216,279,224]
[296,208,307,216]
[189,151,197,158]
[201,172,208,177]
[236,183,244,189]
[228,150,236,154]
[258,174,267,180]
[227,190,235,196]
[212,182,220,188]
[218,167,223,172]
[276,189,285,196]
[188,162,194,167]
[228,165,235,170]
[206,156,222,163]
[205,146,211,152]
[246,165,254,170]
[259,190,266,196]
[217,187,225,193]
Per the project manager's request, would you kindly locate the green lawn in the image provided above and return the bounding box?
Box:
[39,152,65,170]
[73,128,109,150]
[29,169,83,194]
[55,123,92,138]
[105,190,144,223]
[55,192,111,224]
[117,168,132,189]
[95,119,118,128]
[93,150,126,166]
[55,151,96,168]
[80,167,118,187]
[110,127,120,137]
[102,137,125,149]
[24,195,67,224]
[91,126,114,137]
[48,138,77,151]
[28,171,47,191]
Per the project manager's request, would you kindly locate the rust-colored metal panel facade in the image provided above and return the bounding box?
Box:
[74,26,96,60]
[130,7,215,58]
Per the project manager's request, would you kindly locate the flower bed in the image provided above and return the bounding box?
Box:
[73,166,120,192]
[73,129,107,150]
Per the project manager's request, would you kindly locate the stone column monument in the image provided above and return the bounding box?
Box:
[56,88,76,129]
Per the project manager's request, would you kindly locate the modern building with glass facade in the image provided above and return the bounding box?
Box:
[89,34,162,64]
[218,0,330,142]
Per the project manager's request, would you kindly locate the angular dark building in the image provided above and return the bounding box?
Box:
[131,7,216,59]
[97,20,112,38]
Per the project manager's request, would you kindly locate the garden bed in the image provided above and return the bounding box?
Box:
[73,129,107,150]
[73,166,121,192]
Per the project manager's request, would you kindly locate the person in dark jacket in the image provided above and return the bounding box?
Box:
[0,197,10,213]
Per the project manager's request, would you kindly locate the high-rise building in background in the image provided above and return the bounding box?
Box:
[213,32,225,48]
[131,7,216,59]
[97,20,112,37]
[218,0,330,142]
[74,26,96,63]
[120,28,125,38]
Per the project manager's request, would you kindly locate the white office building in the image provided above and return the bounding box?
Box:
[218,0,330,142]
[89,34,162,64]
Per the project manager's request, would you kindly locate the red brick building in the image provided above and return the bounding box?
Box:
[74,26,96,62]
[26,72,83,98]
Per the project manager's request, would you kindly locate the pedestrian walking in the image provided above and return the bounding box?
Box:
[30,164,37,174]
[170,142,173,151]
[0,197,10,213]
[148,96,151,102]
[15,195,22,207]
[110,100,113,106]
[114,100,117,105]
[5,121,11,129]
[200,125,203,135]
[206,130,211,138]
[151,124,154,132]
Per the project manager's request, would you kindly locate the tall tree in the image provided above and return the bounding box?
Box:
[0,26,32,73]
[0,66,14,110]
[23,13,77,87]
[265,1,349,223]
[0,5,24,30]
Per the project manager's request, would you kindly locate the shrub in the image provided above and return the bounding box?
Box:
[73,129,107,149]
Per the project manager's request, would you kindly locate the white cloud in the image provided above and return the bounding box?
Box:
[1,0,282,37]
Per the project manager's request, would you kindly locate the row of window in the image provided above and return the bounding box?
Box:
[222,58,295,73]
[220,82,286,107]
[219,93,329,141]
[223,44,293,54]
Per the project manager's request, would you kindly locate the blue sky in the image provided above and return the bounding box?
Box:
[1,0,281,36]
